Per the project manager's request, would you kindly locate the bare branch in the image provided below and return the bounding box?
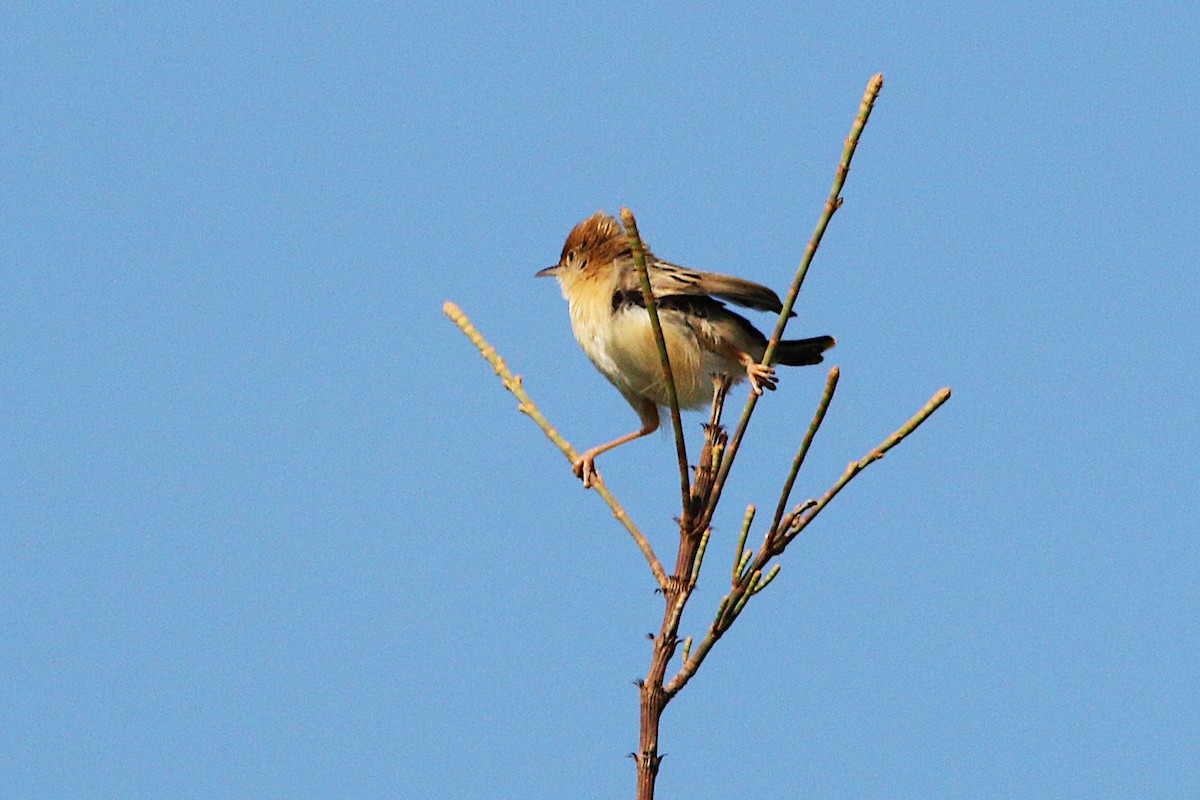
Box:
[443,301,671,591]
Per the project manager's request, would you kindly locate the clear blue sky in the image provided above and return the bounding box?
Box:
[3,4,1197,798]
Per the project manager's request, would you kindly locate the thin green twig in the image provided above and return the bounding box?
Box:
[751,564,781,595]
[764,73,883,361]
[621,208,692,526]
[700,73,884,529]
[733,504,755,583]
[688,527,711,591]
[770,366,840,535]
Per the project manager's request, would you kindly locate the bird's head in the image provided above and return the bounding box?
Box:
[536,212,629,291]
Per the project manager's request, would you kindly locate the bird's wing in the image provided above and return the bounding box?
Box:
[624,259,789,315]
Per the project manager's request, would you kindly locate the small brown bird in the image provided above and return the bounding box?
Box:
[537,211,835,487]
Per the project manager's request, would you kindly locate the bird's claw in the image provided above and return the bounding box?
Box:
[746,363,777,395]
[572,455,599,488]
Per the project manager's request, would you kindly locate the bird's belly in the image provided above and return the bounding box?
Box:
[577,307,742,409]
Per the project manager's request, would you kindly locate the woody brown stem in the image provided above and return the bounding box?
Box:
[635,409,725,799]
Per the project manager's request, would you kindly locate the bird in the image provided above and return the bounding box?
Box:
[537,211,835,487]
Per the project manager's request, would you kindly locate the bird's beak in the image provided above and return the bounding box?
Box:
[535,264,561,278]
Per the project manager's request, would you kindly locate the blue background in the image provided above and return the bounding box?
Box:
[3,3,1197,798]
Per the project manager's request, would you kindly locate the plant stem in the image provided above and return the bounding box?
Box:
[701,73,885,531]
[621,207,692,526]
[770,366,840,535]
[443,301,671,591]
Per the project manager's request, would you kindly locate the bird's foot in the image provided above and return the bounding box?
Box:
[745,362,777,395]
[572,453,600,488]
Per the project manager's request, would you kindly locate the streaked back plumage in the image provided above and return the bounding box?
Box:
[562,212,793,316]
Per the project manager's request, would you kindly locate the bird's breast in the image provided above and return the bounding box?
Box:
[568,294,736,409]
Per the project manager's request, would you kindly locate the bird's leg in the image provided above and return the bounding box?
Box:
[738,352,777,395]
[572,397,660,488]
[573,427,654,488]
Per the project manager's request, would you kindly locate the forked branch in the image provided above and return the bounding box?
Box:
[667,381,951,696]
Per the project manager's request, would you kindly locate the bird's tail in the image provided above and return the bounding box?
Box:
[772,335,836,366]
